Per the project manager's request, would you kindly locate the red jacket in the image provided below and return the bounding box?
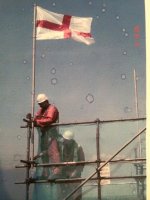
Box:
[34,104,59,127]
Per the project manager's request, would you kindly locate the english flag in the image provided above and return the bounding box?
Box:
[36,6,95,45]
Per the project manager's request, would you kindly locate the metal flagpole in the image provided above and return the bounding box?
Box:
[133,69,145,200]
[133,69,141,158]
[31,3,37,161]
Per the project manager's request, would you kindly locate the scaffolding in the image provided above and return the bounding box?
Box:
[15,117,146,200]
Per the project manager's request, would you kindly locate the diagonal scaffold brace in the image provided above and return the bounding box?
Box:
[63,127,146,200]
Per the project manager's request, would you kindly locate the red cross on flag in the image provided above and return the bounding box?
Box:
[36,6,95,45]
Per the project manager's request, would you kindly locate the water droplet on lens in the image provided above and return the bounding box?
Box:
[41,54,46,59]
[124,33,128,37]
[17,135,21,140]
[26,76,30,80]
[121,74,126,80]
[51,68,56,74]
[86,94,94,104]
[23,60,27,64]
[122,50,127,55]
[102,8,106,13]
[51,78,57,85]
[116,16,120,20]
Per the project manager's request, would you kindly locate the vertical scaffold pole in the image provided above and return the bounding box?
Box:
[26,125,31,200]
[133,69,143,199]
[133,69,141,157]
[96,119,101,200]
[31,3,37,162]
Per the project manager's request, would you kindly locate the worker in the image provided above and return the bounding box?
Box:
[33,93,61,179]
[60,130,85,200]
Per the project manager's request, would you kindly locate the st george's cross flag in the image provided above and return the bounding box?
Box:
[36,6,95,45]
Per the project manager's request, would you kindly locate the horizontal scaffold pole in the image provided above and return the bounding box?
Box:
[15,158,146,168]
[15,175,146,185]
[42,117,146,127]
[20,117,146,128]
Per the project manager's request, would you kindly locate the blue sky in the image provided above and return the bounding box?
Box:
[0,0,146,199]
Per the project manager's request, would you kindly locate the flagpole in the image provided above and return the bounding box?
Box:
[31,3,37,161]
[133,69,141,158]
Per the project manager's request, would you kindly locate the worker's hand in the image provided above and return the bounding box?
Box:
[33,120,38,127]
[23,113,37,128]
[26,113,32,119]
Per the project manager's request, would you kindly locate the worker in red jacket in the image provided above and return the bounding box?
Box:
[34,93,61,179]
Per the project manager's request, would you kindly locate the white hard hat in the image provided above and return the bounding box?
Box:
[37,93,48,103]
[63,130,74,140]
